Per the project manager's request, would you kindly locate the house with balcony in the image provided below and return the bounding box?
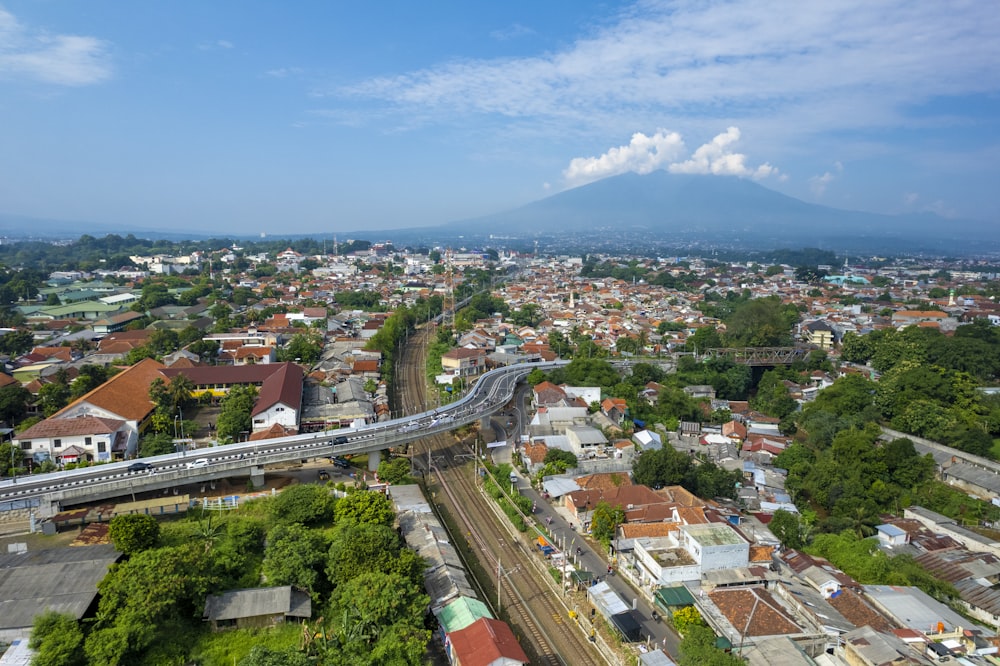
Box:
[13,416,130,465]
[12,357,166,463]
[440,348,486,378]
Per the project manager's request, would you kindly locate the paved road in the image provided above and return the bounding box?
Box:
[514,474,682,658]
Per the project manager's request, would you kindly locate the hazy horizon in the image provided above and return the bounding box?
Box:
[2,1,998,234]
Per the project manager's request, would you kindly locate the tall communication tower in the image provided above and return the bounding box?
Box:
[444,248,455,330]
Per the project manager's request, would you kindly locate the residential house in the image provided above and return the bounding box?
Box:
[15,358,167,462]
[801,320,835,349]
[203,586,311,631]
[13,416,129,465]
[601,397,628,425]
[532,381,568,406]
[440,348,486,378]
[250,363,303,432]
[160,362,303,432]
[446,617,529,666]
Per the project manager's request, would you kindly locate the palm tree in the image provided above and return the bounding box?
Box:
[167,374,195,413]
[636,329,649,355]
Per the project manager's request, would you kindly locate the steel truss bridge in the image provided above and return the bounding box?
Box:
[700,347,808,365]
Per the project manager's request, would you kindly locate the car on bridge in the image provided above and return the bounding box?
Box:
[187,458,209,469]
[333,436,349,445]
[127,461,154,472]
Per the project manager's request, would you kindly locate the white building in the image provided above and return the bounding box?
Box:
[679,523,749,572]
[631,523,750,588]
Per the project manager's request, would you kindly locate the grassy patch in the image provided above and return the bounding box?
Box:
[189,622,302,666]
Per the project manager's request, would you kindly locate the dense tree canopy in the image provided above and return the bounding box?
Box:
[633,447,742,500]
[29,610,86,666]
[270,483,335,526]
[108,514,161,554]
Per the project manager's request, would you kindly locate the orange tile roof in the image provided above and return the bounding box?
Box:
[654,486,704,507]
[16,416,125,439]
[674,507,709,524]
[708,588,800,637]
[619,522,680,538]
[31,346,72,362]
[523,440,548,464]
[53,357,165,422]
[448,617,528,666]
[575,472,633,491]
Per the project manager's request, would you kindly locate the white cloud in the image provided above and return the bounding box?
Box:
[0,7,111,86]
[490,23,535,41]
[265,67,302,79]
[331,1,1000,144]
[810,172,835,196]
[926,199,958,218]
[903,192,919,206]
[564,129,685,186]
[199,39,234,51]
[564,127,777,187]
[668,127,776,179]
[809,161,844,196]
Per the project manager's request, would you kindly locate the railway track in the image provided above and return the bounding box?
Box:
[396,325,605,666]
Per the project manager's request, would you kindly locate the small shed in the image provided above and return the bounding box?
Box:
[655,585,695,612]
[203,585,311,630]
[876,523,908,547]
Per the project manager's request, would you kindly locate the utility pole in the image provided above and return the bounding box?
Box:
[497,550,502,612]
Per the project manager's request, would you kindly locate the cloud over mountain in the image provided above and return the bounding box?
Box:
[563,127,776,188]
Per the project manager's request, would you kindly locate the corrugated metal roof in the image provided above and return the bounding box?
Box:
[0,544,120,630]
[202,585,311,622]
[434,596,493,634]
[655,585,695,608]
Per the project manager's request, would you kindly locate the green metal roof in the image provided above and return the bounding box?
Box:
[655,585,695,608]
[435,596,493,633]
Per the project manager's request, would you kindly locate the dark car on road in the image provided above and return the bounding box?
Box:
[329,457,351,469]
[333,436,348,445]
[127,461,153,472]
[317,469,330,481]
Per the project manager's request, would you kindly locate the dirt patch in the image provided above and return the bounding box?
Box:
[0,526,81,553]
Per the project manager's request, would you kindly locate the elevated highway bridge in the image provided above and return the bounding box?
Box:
[0,360,566,518]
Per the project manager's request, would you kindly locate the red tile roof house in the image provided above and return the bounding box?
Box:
[14,416,131,466]
[440,348,486,378]
[160,362,303,434]
[446,617,529,666]
[13,357,166,463]
[532,381,567,406]
[601,397,628,425]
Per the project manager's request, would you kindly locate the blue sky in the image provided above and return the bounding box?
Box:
[1,1,998,236]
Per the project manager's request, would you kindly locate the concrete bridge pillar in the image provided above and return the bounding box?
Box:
[250,465,265,489]
[368,449,382,473]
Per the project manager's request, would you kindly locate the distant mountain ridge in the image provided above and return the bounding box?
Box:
[450,172,988,247]
[0,172,991,252]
